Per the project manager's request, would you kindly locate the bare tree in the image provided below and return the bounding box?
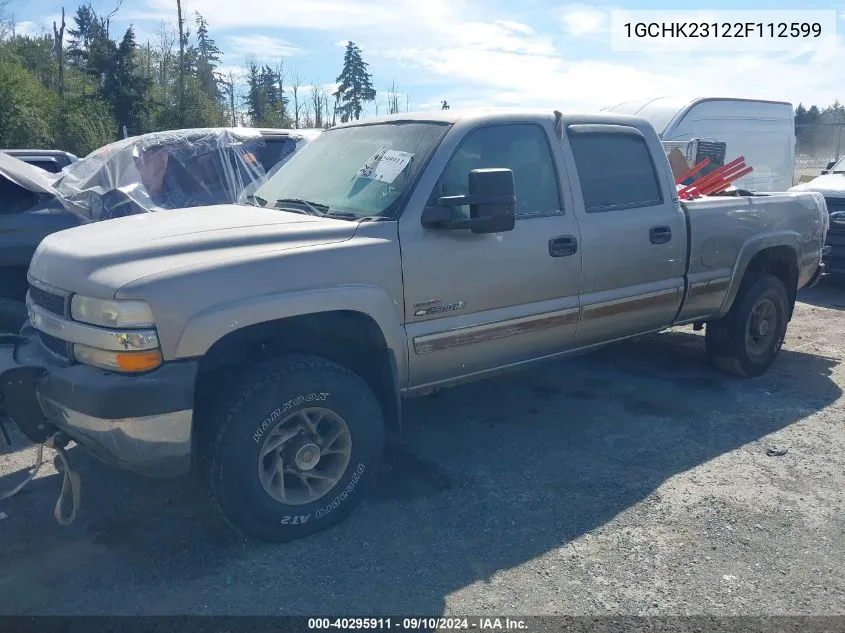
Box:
[0,0,13,42]
[302,103,314,129]
[101,0,124,38]
[275,61,286,124]
[225,70,237,126]
[289,70,303,129]
[157,21,177,101]
[310,83,326,129]
[52,8,66,101]
[176,0,186,125]
[386,80,400,115]
[322,94,330,128]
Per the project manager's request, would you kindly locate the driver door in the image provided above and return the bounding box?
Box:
[399,122,583,389]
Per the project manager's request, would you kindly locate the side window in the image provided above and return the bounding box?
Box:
[429,124,561,219]
[568,132,663,212]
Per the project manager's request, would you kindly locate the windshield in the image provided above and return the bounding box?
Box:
[249,121,450,218]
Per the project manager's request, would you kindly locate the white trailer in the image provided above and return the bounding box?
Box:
[602,97,795,192]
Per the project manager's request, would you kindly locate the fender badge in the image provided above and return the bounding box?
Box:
[413,299,466,317]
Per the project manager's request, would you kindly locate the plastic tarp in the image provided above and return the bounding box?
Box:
[1,128,314,222]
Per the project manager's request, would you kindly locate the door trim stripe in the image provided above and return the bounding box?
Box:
[580,288,678,322]
[412,307,579,355]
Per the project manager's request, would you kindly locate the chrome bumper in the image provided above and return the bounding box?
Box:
[1,329,198,478]
[39,397,193,477]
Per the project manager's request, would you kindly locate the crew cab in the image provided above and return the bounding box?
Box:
[0,109,829,542]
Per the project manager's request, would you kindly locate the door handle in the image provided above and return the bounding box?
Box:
[649,226,672,244]
[549,235,578,257]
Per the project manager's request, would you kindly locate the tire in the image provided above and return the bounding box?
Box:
[0,298,27,334]
[199,354,385,542]
[705,274,789,378]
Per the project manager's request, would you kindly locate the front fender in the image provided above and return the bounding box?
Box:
[718,231,801,318]
[172,284,408,386]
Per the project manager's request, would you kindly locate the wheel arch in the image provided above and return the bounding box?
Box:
[719,235,800,320]
[188,298,405,445]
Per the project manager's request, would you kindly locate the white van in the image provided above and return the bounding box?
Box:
[602,97,795,192]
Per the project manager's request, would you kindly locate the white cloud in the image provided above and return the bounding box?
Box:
[14,20,39,37]
[228,34,302,58]
[493,20,535,35]
[555,4,608,37]
[123,0,845,116]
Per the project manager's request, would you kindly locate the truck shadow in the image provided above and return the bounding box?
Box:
[798,276,845,311]
[0,329,840,614]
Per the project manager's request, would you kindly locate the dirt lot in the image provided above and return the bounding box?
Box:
[1,281,844,616]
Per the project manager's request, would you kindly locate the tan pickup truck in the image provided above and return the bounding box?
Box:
[0,109,829,542]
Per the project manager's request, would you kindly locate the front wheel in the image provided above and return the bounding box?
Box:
[199,354,385,542]
[705,274,789,378]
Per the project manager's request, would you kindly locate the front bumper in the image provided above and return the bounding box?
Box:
[807,259,827,289]
[0,327,198,477]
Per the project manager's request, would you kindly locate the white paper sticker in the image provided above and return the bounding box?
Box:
[357,148,414,184]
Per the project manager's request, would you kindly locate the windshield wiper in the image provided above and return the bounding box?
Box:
[322,212,390,222]
[273,198,330,216]
[244,194,267,207]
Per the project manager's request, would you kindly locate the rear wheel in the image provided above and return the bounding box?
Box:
[705,274,789,378]
[199,354,385,542]
[0,298,27,334]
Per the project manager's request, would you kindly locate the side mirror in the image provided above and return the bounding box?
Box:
[822,161,836,175]
[421,168,516,234]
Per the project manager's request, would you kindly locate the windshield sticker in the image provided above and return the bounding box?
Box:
[357,148,414,184]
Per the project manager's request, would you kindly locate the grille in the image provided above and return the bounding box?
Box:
[825,197,845,213]
[28,284,67,316]
[37,331,72,360]
[825,197,845,236]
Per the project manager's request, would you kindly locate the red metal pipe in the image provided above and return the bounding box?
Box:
[698,166,754,196]
[681,161,749,198]
[678,156,746,196]
[675,158,711,185]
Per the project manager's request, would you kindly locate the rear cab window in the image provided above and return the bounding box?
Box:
[567,129,663,212]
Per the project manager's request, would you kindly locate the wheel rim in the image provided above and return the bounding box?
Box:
[745,298,778,357]
[257,407,352,505]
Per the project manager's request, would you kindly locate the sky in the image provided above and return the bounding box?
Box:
[7,0,845,117]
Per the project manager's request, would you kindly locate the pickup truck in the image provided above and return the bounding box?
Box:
[791,156,845,278]
[0,109,829,542]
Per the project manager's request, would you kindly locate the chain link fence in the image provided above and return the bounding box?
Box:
[794,123,845,185]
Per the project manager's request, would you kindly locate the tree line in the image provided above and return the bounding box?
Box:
[2,1,843,159]
[794,102,845,157]
[0,1,396,156]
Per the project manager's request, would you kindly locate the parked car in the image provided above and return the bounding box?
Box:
[602,97,796,192]
[790,156,844,278]
[0,149,79,173]
[0,109,828,542]
[0,127,320,332]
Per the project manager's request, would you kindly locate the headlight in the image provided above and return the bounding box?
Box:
[73,344,163,373]
[71,295,155,328]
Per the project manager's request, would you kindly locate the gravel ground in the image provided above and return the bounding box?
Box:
[1,280,843,616]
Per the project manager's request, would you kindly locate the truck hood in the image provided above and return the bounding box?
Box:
[790,173,845,197]
[0,151,60,195]
[28,204,359,296]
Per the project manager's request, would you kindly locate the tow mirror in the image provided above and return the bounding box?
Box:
[421,168,516,234]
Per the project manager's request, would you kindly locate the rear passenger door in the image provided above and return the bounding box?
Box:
[563,124,686,346]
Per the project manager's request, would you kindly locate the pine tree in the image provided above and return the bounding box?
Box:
[67,4,97,68]
[104,26,151,136]
[194,12,221,102]
[333,41,375,122]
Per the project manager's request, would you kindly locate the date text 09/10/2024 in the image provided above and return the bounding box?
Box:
[307,618,529,631]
